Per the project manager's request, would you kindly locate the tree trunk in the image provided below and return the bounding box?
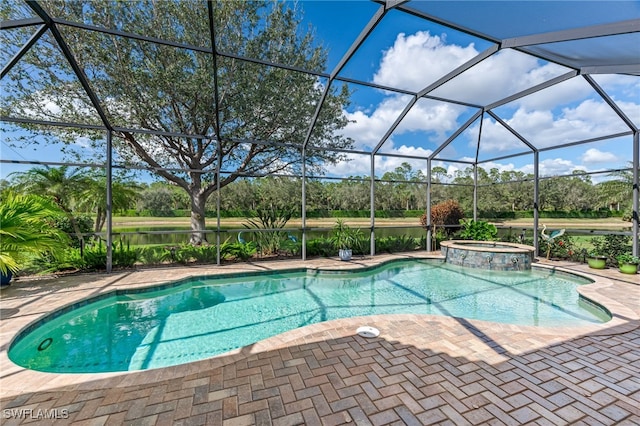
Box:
[55,199,85,249]
[190,193,208,245]
[95,207,105,233]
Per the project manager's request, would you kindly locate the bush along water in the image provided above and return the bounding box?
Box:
[458,219,498,241]
[420,200,464,238]
[243,207,294,257]
[20,230,426,275]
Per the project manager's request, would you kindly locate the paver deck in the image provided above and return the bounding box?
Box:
[1,253,638,425]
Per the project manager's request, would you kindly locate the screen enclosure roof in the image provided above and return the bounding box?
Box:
[1,0,639,178]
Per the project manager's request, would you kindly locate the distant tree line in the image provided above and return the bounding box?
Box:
[1,162,634,231]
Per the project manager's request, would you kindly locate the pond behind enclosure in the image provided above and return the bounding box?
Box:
[112,225,427,246]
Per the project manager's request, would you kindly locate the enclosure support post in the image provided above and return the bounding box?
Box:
[473,164,478,221]
[215,141,222,266]
[426,159,432,252]
[633,131,639,256]
[207,2,223,266]
[302,148,307,261]
[106,130,113,273]
[370,153,376,256]
[473,112,484,223]
[533,151,540,254]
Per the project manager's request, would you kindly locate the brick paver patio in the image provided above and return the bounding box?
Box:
[1,254,638,425]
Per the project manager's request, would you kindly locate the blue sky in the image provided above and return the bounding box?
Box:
[1,1,638,183]
[299,1,639,181]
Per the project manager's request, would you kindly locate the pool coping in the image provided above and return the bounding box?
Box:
[440,240,536,253]
[0,253,637,399]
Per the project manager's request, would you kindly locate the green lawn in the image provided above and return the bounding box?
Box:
[111,215,631,230]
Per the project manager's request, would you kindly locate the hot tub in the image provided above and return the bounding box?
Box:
[440,240,536,271]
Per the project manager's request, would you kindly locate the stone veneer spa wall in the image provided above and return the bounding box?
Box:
[440,240,536,271]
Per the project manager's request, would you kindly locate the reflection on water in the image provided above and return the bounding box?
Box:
[113,226,426,245]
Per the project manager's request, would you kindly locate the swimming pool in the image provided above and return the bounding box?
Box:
[9,260,609,373]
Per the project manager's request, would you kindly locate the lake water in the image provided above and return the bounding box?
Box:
[111,226,426,245]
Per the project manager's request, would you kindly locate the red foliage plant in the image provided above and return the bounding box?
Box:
[420,200,464,236]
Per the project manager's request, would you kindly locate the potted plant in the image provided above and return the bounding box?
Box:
[0,192,70,287]
[330,219,361,261]
[616,253,639,274]
[586,251,608,269]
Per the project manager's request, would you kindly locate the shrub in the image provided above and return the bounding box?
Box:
[244,207,293,255]
[138,246,172,265]
[420,200,464,237]
[458,219,497,241]
[190,245,218,263]
[590,235,632,266]
[46,239,140,271]
[353,234,370,256]
[48,214,94,248]
[539,234,579,261]
[0,192,72,276]
[221,240,256,261]
[76,242,107,270]
[112,239,139,267]
[306,238,335,257]
[280,238,301,257]
[376,235,419,253]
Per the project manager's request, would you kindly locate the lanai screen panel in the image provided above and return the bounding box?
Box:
[1,0,639,258]
[404,1,638,39]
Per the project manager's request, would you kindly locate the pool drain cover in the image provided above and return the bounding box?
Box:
[356,326,380,338]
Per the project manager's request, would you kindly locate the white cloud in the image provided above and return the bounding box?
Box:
[399,99,466,137]
[580,148,619,164]
[328,150,614,183]
[616,99,640,126]
[376,149,431,175]
[505,99,629,148]
[444,164,461,180]
[471,119,530,153]
[341,95,411,149]
[593,74,640,100]
[338,30,638,169]
[478,161,517,173]
[325,145,432,177]
[341,95,466,151]
[431,159,473,182]
[373,31,478,92]
[514,75,590,111]
[520,158,587,177]
[432,49,570,106]
[326,153,370,177]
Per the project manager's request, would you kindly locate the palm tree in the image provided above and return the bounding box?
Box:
[9,166,89,245]
[75,173,141,232]
[596,164,636,216]
[0,191,70,280]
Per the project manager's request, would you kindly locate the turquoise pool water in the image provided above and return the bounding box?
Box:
[9,260,609,373]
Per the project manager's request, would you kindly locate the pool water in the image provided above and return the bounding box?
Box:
[9,260,609,373]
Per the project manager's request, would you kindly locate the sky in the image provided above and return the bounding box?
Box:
[300,1,639,180]
[1,0,638,183]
